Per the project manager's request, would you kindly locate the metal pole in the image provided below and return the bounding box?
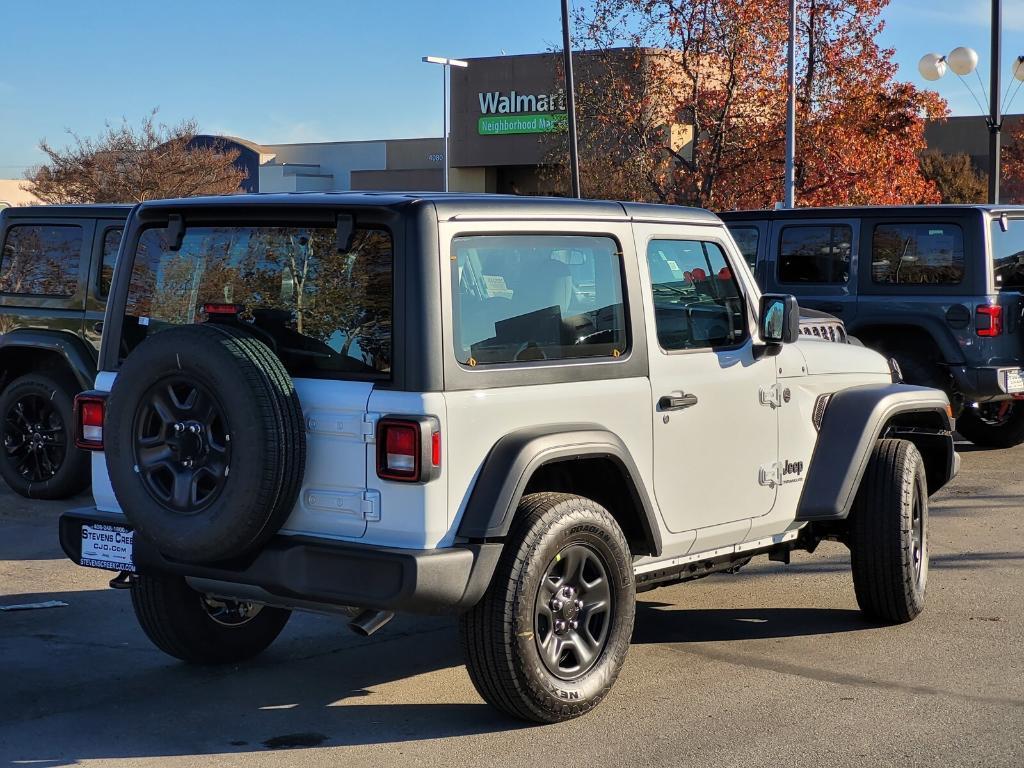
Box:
[784,0,797,208]
[443,63,450,193]
[989,0,1002,204]
[560,0,581,198]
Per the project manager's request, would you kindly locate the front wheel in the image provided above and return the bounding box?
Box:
[131,573,291,664]
[955,401,1024,448]
[459,492,635,723]
[849,439,928,624]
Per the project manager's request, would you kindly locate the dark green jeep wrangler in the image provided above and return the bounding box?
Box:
[0,204,131,498]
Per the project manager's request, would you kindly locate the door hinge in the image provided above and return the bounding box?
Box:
[759,462,782,488]
[362,412,380,442]
[759,385,782,409]
[304,488,381,521]
[360,489,381,521]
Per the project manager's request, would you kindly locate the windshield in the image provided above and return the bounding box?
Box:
[122,224,393,379]
[991,216,1024,291]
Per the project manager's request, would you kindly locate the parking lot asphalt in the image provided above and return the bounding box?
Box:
[1,443,1021,768]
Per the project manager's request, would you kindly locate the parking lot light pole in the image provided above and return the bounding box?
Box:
[917,1,1023,204]
[560,0,581,198]
[422,55,469,192]
[783,0,797,209]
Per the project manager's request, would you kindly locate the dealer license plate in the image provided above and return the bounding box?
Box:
[80,524,135,572]
[1004,369,1024,394]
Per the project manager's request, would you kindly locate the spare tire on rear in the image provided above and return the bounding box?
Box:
[105,324,306,563]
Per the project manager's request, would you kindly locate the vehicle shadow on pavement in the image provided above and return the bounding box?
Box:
[0,587,527,764]
[632,604,871,644]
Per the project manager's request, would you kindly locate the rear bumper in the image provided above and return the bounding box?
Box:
[59,508,501,615]
[948,365,1024,401]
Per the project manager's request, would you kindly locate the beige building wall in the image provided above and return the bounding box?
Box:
[0,180,41,207]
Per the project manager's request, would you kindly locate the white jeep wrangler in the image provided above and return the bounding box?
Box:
[62,193,958,723]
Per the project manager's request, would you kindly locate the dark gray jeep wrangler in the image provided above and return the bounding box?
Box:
[723,205,1024,447]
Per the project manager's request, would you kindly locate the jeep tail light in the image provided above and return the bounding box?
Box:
[74,392,107,451]
[976,305,1003,337]
[376,416,441,483]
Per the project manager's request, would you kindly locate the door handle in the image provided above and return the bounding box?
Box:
[659,392,699,411]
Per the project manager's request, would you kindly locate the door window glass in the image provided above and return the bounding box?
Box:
[647,239,746,351]
[0,224,82,296]
[872,223,964,285]
[778,225,851,284]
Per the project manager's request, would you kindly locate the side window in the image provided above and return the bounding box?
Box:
[728,226,760,269]
[98,227,123,297]
[0,224,82,296]
[778,225,851,284]
[451,234,627,365]
[646,239,747,351]
[871,223,964,285]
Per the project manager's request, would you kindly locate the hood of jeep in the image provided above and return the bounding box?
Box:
[793,337,891,377]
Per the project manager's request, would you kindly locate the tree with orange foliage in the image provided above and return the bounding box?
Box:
[1002,121,1024,204]
[554,0,944,209]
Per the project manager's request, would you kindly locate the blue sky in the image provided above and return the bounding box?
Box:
[2,0,1023,175]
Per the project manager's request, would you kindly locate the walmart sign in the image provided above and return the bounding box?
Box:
[477,90,568,135]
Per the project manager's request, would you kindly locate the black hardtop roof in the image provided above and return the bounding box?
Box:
[719,204,1024,221]
[2,203,133,220]
[132,191,722,225]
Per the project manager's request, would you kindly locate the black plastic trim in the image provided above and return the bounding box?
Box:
[455,424,662,556]
[796,383,955,521]
[0,329,97,389]
[59,508,502,615]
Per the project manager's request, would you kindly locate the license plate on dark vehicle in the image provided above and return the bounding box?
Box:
[1004,369,1024,394]
[80,523,135,572]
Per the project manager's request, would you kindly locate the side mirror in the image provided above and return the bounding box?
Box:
[759,293,800,345]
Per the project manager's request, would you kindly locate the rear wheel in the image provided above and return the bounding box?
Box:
[849,439,928,624]
[459,493,635,723]
[130,573,290,664]
[955,401,1024,448]
[0,372,90,499]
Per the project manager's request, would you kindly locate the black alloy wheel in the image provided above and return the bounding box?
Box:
[0,372,89,500]
[534,543,612,680]
[133,378,231,514]
[4,392,67,483]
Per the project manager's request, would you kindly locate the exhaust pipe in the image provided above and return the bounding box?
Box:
[348,609,395,637]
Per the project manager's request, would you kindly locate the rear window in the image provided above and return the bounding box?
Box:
[123,224,393,379]
[991,216,1024,291]
[727,226,759,268]
[451,234,627,365]
[778,225,851,284]
[0,224,82,296]
[871,223,964,285]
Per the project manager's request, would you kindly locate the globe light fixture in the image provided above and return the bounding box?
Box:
[919,1,1021,204]
[948,46,980,76]
[918,52,947,82]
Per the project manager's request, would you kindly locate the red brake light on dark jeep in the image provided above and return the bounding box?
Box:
[74,392,108,450]
[376,417,441,482]
[976,304,1003,337]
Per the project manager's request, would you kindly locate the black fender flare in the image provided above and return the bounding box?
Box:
[455,423,663,557]
[0,329,97,390]
[796,383,955,522]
